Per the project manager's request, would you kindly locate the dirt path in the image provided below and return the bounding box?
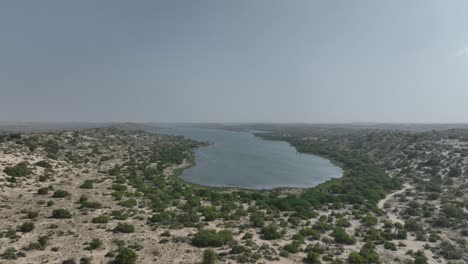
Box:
[377,183,410,224]
[377,183,440,264]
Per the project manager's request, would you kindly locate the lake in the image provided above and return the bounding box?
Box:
[155,127,342,190]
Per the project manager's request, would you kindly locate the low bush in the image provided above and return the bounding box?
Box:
[88,238,103,250]
[52,190,70,198]
[114,247,137,264]
[80,180,93,189]
[52,209,72,219]
[202,249,218,264]
[192,229,233,247]
[92,215,110,224]
[35,161,52,168]
[332,227,356,245]
[114,223,135,233]
[37,187,49,195]
[261,225,282,240]
[18,222,35,233]
[4,162,31,177]
[80,201,102,209]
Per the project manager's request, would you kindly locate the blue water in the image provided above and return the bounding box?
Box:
[156,127,342,190]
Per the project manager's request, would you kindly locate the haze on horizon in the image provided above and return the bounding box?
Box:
[1,1,467,124]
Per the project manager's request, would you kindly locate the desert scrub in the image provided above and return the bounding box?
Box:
[4,162,31,177]
[112,184,127,192]
[87,238,103,250]
[52,209,72,219]
[35,160,52,168]
[1,247,18,260]
[61,258,75,264]
[80,180,93,189]
[261,225,282,240]
[202,249,218,264]
[332,227,356,245]
[114,247,137,264]
[305,251,322,264]
[111,210,129,220]
[192,229,233,247]
[113,223,135,233]
[52,189,70,198]
[24,236,49,251]
[80,201,103,209]
[37,187,49,195]
[18,222,35,233]
[25,211,39,219]
[92,215,110,224]
[119,198,137,208]
[148,212,172,224]
[284,240,303,253]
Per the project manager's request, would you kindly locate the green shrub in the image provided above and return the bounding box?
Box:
[1,247,18,260]
[88,238,103,250]
[114,223,135,233]
[115,247,137,264]
[242,232,253,240]
[192,229,233,247]
[62,258,75,264]
[358,242,380,263]
[332,228,356,245]
[80,180,93,189]
[202,249,218,264]
[43,140,60,159]
[52,209,72,219]
[148,212,171,224]
[299,228,321,240]
[414,251,428,264]
[404,219,423,232]
[119,199,137,208]
[111,210,129,220]
[25,236,49,250]
[361,214,378,227]
[26,211,39,219]
[35,160,52,168]
[80,201,102,209]
[261,225,282,240]
[37,187,49,195]
[112,184,127,192]
[284,240,302,253]
[38,175,49,182]
[335,218,351,227]
[438,240,462,260]
[348,252,364,264]
[384,241,397,251]
[80,257,92,264]
[305,251,322,264]
[18,222,35,233]
[92,215,110,224]
[52,190,70,198]
[4,162,31,177]
[250,212,265,227]
[201,206,218,221]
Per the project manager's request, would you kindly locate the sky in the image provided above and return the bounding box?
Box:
[1,0,468,123]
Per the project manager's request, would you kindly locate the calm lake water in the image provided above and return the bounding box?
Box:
[155,127,342,190]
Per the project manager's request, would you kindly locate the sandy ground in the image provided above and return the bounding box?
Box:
[377,183,441,264]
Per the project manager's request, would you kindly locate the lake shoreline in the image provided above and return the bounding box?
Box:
[165,129,343,192]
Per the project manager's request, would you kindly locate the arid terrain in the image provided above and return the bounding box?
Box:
[0,125,467,264]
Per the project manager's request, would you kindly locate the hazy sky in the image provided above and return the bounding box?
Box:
[1,1,468,123]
